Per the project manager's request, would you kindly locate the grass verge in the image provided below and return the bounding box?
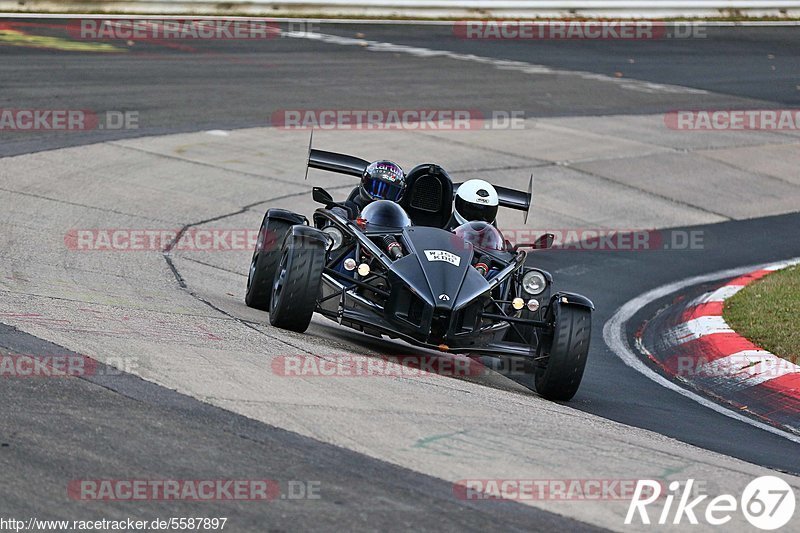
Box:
[724,265,800,365]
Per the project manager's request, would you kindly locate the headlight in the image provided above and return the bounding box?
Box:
[522,271,547,295]
[322,226,344,250]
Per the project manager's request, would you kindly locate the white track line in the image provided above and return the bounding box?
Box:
[603,257,800,444]
[284,30,708,95]
[3,14,800,26]
[0,14,776,95]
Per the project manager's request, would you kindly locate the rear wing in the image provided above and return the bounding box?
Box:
[306,144,532,222]
[308,149,369,178]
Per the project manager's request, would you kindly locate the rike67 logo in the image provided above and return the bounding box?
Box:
[626,476,796,530]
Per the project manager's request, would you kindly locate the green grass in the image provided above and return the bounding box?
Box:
[724,265,800,365]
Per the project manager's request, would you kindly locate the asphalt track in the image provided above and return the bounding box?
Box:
[2,21,799,156]
[1,18,800,532]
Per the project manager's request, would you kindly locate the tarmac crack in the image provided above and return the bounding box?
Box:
[564,166,734,221]
[694,149,800,189]
[0,186,174,223]
[159,188,352,356]
[413,130,550,163]
[449,163,551,173]
[180,258,248,277]
[108,141,313,188]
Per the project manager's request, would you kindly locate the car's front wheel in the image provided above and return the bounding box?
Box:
[269,231,326,333]
[245,215,292,310]
[534,303,591,401]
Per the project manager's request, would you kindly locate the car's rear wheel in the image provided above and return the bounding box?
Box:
[269,232,326,333]
[534,304,591,401]
[245,215,291,310]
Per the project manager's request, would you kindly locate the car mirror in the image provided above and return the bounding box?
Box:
[312,187,335,206]
[533,232,554,249]
[513,232,554,251]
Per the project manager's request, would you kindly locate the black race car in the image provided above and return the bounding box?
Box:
[245,149,594,401]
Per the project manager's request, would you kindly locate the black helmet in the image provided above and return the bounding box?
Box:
[360,160,406,203]
[358,200,412,231]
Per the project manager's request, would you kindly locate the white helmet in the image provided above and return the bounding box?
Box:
[454,179,499,225]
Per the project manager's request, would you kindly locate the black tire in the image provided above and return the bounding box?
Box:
[268,233,325,333]
[245,215,291,310]
[534,304,591,401]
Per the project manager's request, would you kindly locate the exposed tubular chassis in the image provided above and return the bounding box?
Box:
[247,146,595,400]
[310,206,587,361]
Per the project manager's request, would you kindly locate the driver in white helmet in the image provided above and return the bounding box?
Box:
[445,179,499,230]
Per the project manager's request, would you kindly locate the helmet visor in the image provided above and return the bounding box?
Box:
[455,195,498,223]
[363,177,405,202]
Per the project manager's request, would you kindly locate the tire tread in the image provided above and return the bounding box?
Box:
[269,238,325,333]
[535,305,591,401]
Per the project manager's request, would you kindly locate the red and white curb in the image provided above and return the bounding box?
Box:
[664,263,800,388]
[604,258,800,444]
[640,260,800,434]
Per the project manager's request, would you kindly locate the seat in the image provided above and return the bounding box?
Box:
[401,164,454,228]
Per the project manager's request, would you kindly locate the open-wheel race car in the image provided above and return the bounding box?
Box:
[245,148,594,401]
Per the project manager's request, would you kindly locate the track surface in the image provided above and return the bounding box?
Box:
[1,18,800,531]
[2,21,799,156]
[534,212,800,470]
[0,323,597,532]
